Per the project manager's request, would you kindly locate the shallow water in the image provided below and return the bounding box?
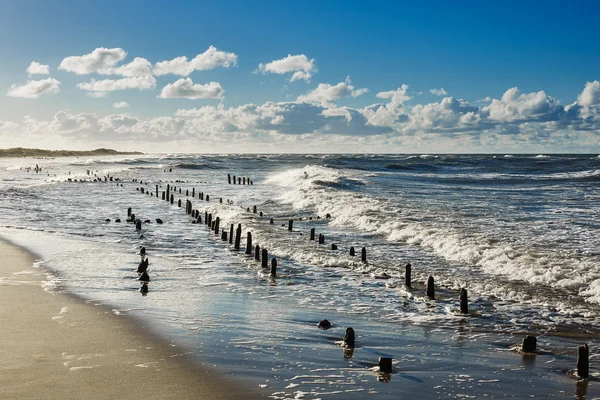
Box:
[0,153,599,398]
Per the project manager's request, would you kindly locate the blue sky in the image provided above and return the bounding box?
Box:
[1,0,599,153]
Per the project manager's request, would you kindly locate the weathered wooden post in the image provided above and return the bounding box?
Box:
[405,263,411,287]
[233,175,236,184]
[270,218,274,224]
[162,191,165,200]
[426,276,435,299]
[204,211,208,225]
[331,244,338,250]
[288,220,293,231]
[200,192,204,200]
[192,188,195,197]
[211,221,215,230]
[253,205,257,214]
[221,231,227,241]
[522,336,537,353]
[271,258,277,276]
[206,195,210,202]
[170,194,174,204]
[379,357,392,374]
[189,201,193,214]
[459,288,468,314]
[343,327,355,347]
[186,189,189,196]
[577,344,589,379]
[127,207,132,217]
[250,180,253,185]
[310,228,315,240]
[156,185,159,197]
[219,198,223,204]
[243,177,246,185]
[208,213,212,227]
[361,247,367,263]
[254,245,260,261]
[229,224,234,244]
[238,177,241,184]
[234,224,242,250]
[166,184,170,201]
[228,174,231,184]
[179,188,181,194]
[350,246,355,256]
[318,234,325,244]
[261,249,268,268]
[178,199,182,207]
[245,232,252,254]
[135,220,142,231]
[214,217,220,235]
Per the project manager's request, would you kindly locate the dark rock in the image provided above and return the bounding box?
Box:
[317,319,331,329]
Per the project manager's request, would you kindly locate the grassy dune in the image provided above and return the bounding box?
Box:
[0,148,143,158]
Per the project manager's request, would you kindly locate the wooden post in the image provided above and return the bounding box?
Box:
[270,218,274,224]
[214,217,220,235]
[426,276,435,299]
[261,249,268,268]
[219,198,222,203]
[243,177,246,185]
[135,220,141,231]
[141,187,144,194]
[245,232,252,254]
[186,189,189,196]
[522,336,537,353]
[349,246,355,256]
[577,344,589,379]
[233,175,236,184]
[331,244,337,250]
[253,205,257,214]
[166,185,170,201]
[228,174,231,184]
[179,188,181,194]
[288,220,293,231]
[192,188,195,197]
[379,357,392,374]
[178,199,181,207]
[310,228,315,240]
[162,191,165,200]
[343,327,355,347]
[405,263,411,287]
[254,245,260,261]
[127,207,132,217]
[156,185,158,197]
[270,258,277,276]
[229,224,234,244]
[459,288,468,314]
[206,195,209,202]
[318,234,324,244]
[361,247,367,263]
[221,231,227,241]
[238,177,241,184]
[208,213,212,227]
[234,224,241,250]
[205,211,208,225]
[170,194,174,204]
[189,201,193,214]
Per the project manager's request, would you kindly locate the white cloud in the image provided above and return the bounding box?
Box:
[362,84,412,126]
[86,92,108,98]
[77,76,156,93]
[153,46,237,76]
[257,54,317,82]
[27,61,50,75]
[483,87,562,123]
[296,77,366,107]
[114,57,153,77]
[59,47,127,75]
[7,78,61,99]
[158,78,224,99]
[577,81,600,106]
[113,101,129,108]
[429,88,448,96]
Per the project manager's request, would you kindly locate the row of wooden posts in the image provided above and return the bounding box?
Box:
[227,174,253,185]
[132,180,592,380]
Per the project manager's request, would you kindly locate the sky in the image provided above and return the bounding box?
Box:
[0,0,599,153]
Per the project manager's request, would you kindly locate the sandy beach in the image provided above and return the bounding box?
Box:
[0,239,263,400]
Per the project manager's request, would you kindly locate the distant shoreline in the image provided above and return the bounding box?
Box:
[0,148,143,158]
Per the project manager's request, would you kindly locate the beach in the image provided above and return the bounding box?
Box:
[0,239,263,399]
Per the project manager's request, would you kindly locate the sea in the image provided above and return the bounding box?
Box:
[1,153,599,399]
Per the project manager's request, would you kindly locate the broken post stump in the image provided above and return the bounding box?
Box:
[379,357,393,374]
[270,258,277,276]
[331,244,337,250]
[318,234,324,244]
[460,288,468,314]
[350,246,355,256]
[343,327,355,347]
[245,232,252,254]
[254,245,260,261]
[426,276,435,299]
[229,224,234,244]
[234,224,242,250]
[261,249,268,268]
[127,207,132,217]
[214,217,220,235]
[522,336,537,353]
[405,263,411,287]
[577,344,589,379]
[361,247,367,263]
[310,228,315,240]
[288,220,293,231]
[228,174,231,184]
[221,231,227,241]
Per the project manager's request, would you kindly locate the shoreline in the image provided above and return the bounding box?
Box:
[0,238,264,399]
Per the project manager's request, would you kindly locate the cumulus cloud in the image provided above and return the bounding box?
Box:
[87,92,108,98]
[153,46,237,76]
[27,61,50,75]
[257,54,317,82]
[114,57,153,77]
[429,88,448,96]
[59,48,127,75]
[577,81,600,107]
[361,84,412,126]
[158,78,224,99]
[113,101,129,108]
[407,97,484,132]
[77,76,156,93]
[296,77,367,107]
[7,78,61,99]
[483,87,563,123]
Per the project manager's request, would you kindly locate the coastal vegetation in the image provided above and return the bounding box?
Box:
[0,148,143,158]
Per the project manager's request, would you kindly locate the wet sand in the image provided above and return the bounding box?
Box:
[0,239,263,400]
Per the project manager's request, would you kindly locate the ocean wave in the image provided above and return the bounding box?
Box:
[174,163,223,170]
